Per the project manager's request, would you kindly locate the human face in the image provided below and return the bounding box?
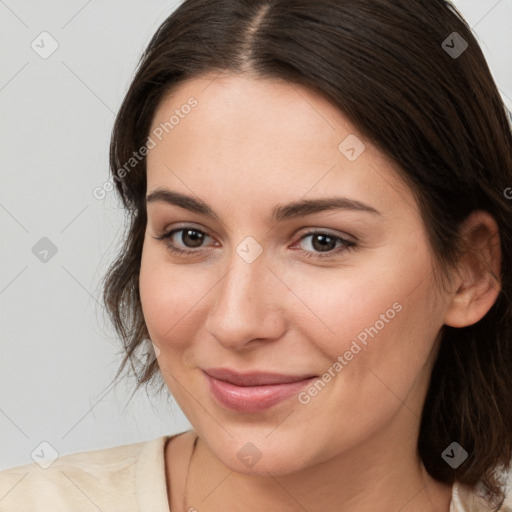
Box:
[139,73,448,476]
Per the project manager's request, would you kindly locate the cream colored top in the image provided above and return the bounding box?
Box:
[0,432,510,511]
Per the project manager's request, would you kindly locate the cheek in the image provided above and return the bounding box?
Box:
[285,249,434,352]
[287,258,441,455]
[139,241,196,351]
[139,239,223,365]
[289,240,441,401]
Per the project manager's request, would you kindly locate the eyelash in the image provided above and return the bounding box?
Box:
[154,226,356,259]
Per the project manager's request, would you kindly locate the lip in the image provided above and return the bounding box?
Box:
[203,368,317,413]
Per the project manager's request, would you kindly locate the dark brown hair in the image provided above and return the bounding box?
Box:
[102,0,512,507]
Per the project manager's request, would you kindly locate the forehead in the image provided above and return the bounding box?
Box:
[150,73,354,155]
[146,73,417,221]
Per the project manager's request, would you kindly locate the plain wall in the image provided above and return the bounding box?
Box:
[1,0,511,470]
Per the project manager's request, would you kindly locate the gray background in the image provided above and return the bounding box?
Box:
[1,0,511,470]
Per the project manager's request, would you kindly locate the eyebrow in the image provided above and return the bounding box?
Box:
[146,188,381,222]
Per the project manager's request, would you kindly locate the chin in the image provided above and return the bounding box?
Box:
[200,427,323,477]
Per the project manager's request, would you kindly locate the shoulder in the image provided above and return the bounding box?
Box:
[0,436,170,512]
[451,467,512,512]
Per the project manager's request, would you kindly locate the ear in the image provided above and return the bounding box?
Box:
[444,211,501,328]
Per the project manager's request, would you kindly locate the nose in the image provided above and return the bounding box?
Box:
[204,245,287,350]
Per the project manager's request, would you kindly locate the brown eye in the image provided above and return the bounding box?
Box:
[154,227,215,257]
[176,229,205,248]
[294,231,356,259]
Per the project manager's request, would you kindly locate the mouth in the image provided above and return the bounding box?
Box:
[202,368,318,413]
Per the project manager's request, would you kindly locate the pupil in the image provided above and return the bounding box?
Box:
[312,234,335,252]
[184,230,203,248]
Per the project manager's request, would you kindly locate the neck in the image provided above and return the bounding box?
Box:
[183,429,453,512]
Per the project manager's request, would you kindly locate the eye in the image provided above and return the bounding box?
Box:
[153,227,215,257]
[292,230,356,259]
[153,226,356,260]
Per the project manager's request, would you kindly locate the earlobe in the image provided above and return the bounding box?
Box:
[443,211,501,328]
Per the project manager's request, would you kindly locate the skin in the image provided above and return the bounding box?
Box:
[139,72,501,512]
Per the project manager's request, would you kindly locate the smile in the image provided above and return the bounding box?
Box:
[202,368,317,413]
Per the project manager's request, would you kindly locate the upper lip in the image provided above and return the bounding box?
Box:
[203,368,317,386]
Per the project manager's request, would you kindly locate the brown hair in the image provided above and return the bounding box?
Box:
[102,0,512,507]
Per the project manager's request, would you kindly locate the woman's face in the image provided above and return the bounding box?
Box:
[140,73,450,475]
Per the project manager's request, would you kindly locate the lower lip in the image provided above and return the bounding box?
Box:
[204,372,316,413]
